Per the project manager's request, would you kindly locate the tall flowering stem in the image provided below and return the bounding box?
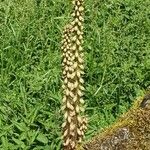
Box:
[61,0,87,149]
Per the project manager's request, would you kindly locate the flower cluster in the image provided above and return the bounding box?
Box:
[61,0,87,149]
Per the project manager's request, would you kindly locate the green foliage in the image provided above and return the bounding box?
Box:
[0,0,150,149]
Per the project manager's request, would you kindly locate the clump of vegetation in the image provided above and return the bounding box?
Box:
[82,91,150,149]
[0,0,150,149]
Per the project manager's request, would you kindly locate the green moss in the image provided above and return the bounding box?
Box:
[81,92,150,150]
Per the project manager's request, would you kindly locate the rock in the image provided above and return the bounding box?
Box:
[81,92,150,150]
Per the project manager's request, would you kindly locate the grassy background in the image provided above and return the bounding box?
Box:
[0,0,150,149]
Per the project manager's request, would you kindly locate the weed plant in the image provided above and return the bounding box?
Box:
[0,0,150,149]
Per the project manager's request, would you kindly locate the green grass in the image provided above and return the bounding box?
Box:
[0,0,150,149]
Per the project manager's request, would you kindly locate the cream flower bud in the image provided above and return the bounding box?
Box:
[61,45,64,50]
[73,95,78,102]
[75,18,79,23]
[79,16,84,21]
[77,128,82,135]
[76,70,81,78]
[80,98,84,104]
[79,85,85,91]
[67,72,71,79]
[72,12,76,17]
[80,70,84,74]
[78,137,82,143]
[64,111,68,119]
[83,117,88,123]
[70,123,76,131]
[65,53,69,59]
[84,126,88,130]
[76,11,80,16]
[73,62,78,69]
[62,122,67,128]
[77,1,81,6]
[78,21,82,26]
[63,70,66,76]
[78,57,84,63]
[71,20,76,26]
[71,141,76,149]
[61,105,66,111]
[81,131,84,136]
[80,107,85,112]
[79,6,84,12]
[77,89,83,96]
[66,45,70,49]
[66,89,70,96]
[76,39,80,45]
[77,116,82,123]
[70,91,75,98]
[77,30,81,35]
[62,84,66,89]
[70,111,76,116]
[79,35,83,40]
[75,6,78,11]
[74,26,78,31]
[65,66,69,71]
[72,0,75,5]
[68,115,72,123]
[71,55,75,61]
[70,131,75,136]
[63,48,67,52]
[62,96,67,103]
[79,64,84,70]
[76,105,80,113]
[64,138,70,146]
[67,101,74,110]
[79,46,83,51]
[63,129,68,137]
[70,72,76,79]
[64,78,68,84]
[74,80,78,88]
[80,52,84,57]
[68,82,72,89]
[63,42,68,46]
[69,67,74,72]
[66,60,70,66]
[72,45,76,51]
[72,36,77,41]
[75,51,79,58]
